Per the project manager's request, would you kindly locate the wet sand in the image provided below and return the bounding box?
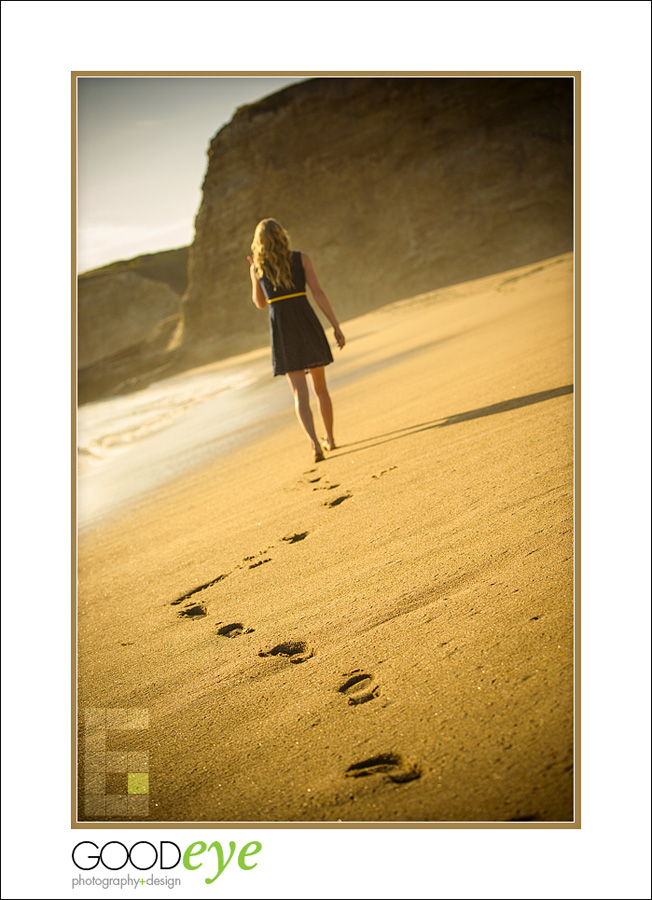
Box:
[77,252,575,823]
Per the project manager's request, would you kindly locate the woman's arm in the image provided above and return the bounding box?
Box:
[301,253,345,349]
[247,256,267,309]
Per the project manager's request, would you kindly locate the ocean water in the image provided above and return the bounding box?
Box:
[77,353,290,530]
[76,310,386,532]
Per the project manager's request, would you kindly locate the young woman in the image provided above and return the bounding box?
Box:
[248,218,345,462]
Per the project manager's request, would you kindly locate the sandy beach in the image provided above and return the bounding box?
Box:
[77,252,574,823]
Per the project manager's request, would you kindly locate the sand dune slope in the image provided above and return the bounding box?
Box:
[77,253,574,823]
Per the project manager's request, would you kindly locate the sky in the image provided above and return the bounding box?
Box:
[77,76,305,272]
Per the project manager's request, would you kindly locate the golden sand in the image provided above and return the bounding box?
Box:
[77,253,574,823]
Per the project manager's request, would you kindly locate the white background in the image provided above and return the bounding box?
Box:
[1,1,651,898]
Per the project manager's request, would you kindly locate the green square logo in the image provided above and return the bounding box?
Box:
[127,773,149,795]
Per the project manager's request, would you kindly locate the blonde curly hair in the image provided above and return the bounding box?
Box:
[251,218,294,291]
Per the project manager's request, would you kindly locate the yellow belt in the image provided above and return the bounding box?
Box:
[267,291,307,304]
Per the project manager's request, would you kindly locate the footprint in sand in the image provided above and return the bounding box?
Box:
[248,558,271,569]
[216,622,254,638]
[372,466,397,479]
[171,574,227,605]
[324,492,352,508]
[345,753,420,784]
[282,532,309,544]
[338,672,379,705]
[178,601,208,619]
[313,483,341,492]
[258,640,314,664]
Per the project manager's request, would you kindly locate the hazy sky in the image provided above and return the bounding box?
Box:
[77,76,306,272]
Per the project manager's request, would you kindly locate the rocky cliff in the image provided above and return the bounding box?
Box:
[78,247,188,403]
[180,76,573,362]
[81,246,189,297]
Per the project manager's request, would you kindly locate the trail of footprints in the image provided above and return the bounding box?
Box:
[171,532,309,616]
[172,464,395,614]
[170,468,356,617]
[302,470,352,508]
[167,462,417,786]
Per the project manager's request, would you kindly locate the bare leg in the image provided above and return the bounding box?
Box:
[308,367,335,450]
[286,370,322,457]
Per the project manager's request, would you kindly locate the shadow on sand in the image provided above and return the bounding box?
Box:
[333,384,574,457]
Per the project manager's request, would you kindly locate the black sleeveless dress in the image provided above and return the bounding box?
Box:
[258,250,334,376]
